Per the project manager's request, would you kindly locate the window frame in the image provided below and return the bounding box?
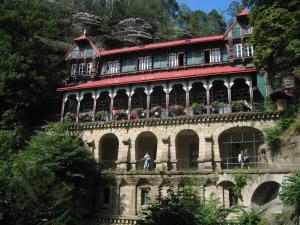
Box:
[86,62,93,75]
[234,44,243,58]
[210,48,221,63]
[169,53,177,67]
[71,64,77,76]
[244,44,254,57]
[141,189,150,206]
[79,63,85,75]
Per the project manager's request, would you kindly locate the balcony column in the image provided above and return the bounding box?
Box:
[184,82,192,116]
[127,88,134,120]
[92,91,100,122]
[206,81,212,114]
[164,84,170,117]
[60,94,68,121]
[109,89,116,120]
[75,92,83,123]
[146,86,151,118]
[226,79,234,113]
[246,79,254,110]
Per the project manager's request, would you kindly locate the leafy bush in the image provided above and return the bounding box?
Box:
[64,112,76,122]
[237,210,267,225]
[232,171,248,198]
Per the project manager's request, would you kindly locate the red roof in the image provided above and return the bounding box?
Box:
[237,10,250,17]
[57,66,256,92]
[100,35,224,56]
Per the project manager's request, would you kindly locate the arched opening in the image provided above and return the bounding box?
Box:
[231,78,251,112]
[79,93,94,122]
[218,181,238,208]
[135,132,157,170]
[251,181,281,209]
[176,129,199,170]
[64,94,78,121]
[169,84,186,116]
[189,82,207,115]
[131,87,147,119]
[210,80,228,114]
[99,133,119,170]
[113,89,128,120]
[96,91,110,121]
[150,86,166,118]
[219,127,263,169]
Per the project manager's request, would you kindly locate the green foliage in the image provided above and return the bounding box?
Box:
[263,117,294,143]
[232,171,248,198]
[192,103,204,111]
[141,185,229,225]
[243,0,300,83]
[0,122,99,225]
[237,210,267,225]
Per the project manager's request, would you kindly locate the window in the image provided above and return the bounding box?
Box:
[210,48,221,63]
[107,60,120,74]
[71,64,77,76]
[141,189,150,206]
[103,188,110,205]
[177,52,185,66]
[244,44,254,57]
[79,49,86,57]
[169,53,177,67]
[79,63,85,75]
[138,56,152,71]
[87,62,93,75]
[244,27,252,35]
[234,44,243,58]
[204,50,210,63]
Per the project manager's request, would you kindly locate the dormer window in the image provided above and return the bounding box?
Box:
[79,63,85,75]
[71,64,77,76]
[87,62,93,75]
[79,49,86,57]
[107,60,120,74]
[244,27,252,35]
[137,56,152,71]
[234,44,243,58]
[244,44,254,57]
[210,48,221,63]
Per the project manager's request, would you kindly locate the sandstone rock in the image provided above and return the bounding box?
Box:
[72,12,101,36]
[111,18,153,47]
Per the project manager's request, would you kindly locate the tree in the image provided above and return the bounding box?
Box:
[226,1,243,25]
[0,122,99,225]
[243,0,300,84]
[280,171,300,224]
[141,185,228,225]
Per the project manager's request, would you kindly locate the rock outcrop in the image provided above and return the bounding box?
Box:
[72,12,101,36]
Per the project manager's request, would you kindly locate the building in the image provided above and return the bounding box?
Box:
[57,10,286,224]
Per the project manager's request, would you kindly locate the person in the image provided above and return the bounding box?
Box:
[243,149,249,169]
[238,150,244,169]
[141,153,151,171]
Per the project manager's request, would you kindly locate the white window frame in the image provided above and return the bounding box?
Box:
[137,57,144,71]
[87,62,93,75]
[210,48,221,63]
[169,53,177,67]
[244,27,252,35]
[144,56,152,70]
[79,63,85,75]
[107,60,120,74]
[244,44,254,57]
[234,44,243,58]
[71,64,77,76]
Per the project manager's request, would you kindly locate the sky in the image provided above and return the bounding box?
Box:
[176,0,242,20]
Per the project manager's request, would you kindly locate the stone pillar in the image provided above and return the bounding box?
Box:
[155,136,170,170]
[198,135,213,170]
[92,91,100,122]
[247,80,254,110]
[146,86,151,118]
[60,94,67,121]
[169,137,177,171]
[130,140,137,171]
[127,89,133,120]
[212,134,222,170]
[76,93,83,123]
[206,81,212,114]
[109,90,116,120]
[116,138,130,171]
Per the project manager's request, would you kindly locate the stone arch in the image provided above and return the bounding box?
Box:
[135,131,158,170]
[99,133,119,169]
[64,93,78,118]
[175,129,199,170]
[217,175,238,208]
[218,126,264,169]
[243,173,285,208]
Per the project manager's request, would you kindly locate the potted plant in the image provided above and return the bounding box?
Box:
[211,101,221,114]
[96,111,106,121]
[232,101,246,112]
[64,112,76,122]
[169,105,184,116]
[191,103,204,115]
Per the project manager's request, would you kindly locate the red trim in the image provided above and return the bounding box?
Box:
[57,66,256,92]
[100,35,224,56]
[237,10,250,17]
[224,20,238,38]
